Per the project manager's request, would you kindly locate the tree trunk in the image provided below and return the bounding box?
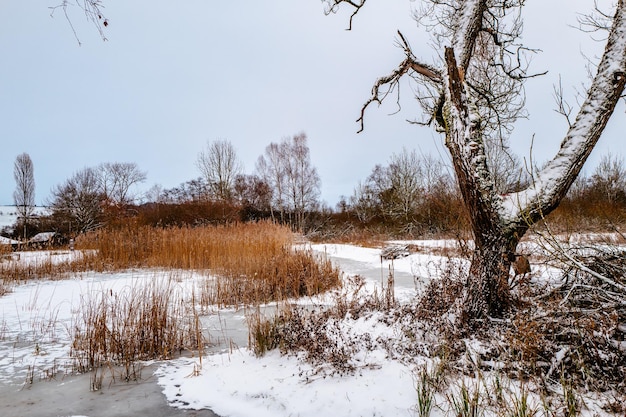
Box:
[463,229,519,324]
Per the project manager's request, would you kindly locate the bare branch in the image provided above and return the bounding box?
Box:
[577,0,613,37]
[322,0,368,30]
[50,0,108,45]
[357,55,443,133]
[506,1,626,225]
[552,76,574,129]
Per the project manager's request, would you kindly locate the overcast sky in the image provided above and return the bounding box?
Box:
[0,1,623,207]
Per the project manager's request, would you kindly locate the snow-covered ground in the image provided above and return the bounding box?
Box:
[0,242,620,416]
[0,205,48,228]
[0,206,19,229]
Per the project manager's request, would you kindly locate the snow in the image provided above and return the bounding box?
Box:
[0,269,200,385]
[0,206,19,229]
[501,2,626,223]
[156,350,417,417]
[0,241,621,416]
[29,232,55,243]
[0,205,47,229]
[0,236,19,245]
[0,250,91,267]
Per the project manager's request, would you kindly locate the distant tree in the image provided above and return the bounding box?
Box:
[256,142,288,222]
[589,154,626,204]
[350,176,381,223]
[285,133,321,229]
[233,174,272,211]
[350,151,456,233]
[386,148,424,222]
[196,140,243,202]
[158,178,209,203]
[13,153,36,238]
[256,133,321,229]
[48,167,104,234]
[143,184,165,204]
[97,162,147,205]
[483,135,527,194]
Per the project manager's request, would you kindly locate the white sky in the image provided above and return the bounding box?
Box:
[0,1,623,206]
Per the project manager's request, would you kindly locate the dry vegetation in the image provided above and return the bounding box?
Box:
[1,221,341,385]
[1,222,340,306]
[70,274,202,384]
[0,250,97,282]
[76,222,340,305]
[2,202,624,411]
[248,240,626,415]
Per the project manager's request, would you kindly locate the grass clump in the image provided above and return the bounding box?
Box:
[0,250,99,282]
[71,275,201,380]
[414,366,436,417]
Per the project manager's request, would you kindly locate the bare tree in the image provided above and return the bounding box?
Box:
[351,150,425,224]
[387,148,425,222]
[326,0,626,323]
[98,162,147,205]
[285,133,321,229]
[49,167,104,234]
[590,153,626,204]
[256,133,321,229]
[257,141,288,222]
[350,166,388,222]
[13,153,36,238]
[233,174,272,212]
[483,135,526,194]
[196,140,243,202]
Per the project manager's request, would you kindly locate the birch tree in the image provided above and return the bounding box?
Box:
[256,133,321,229]
[325,0,626,323]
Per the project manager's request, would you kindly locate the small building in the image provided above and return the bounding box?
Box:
[28,232,58,249]
[0,235,20,251]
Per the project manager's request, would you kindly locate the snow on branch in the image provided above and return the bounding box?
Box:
[502,1,626,224]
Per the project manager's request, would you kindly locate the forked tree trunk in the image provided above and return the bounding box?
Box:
[328,0,626,326]
[445,117,523,322]
[440,1,626,324]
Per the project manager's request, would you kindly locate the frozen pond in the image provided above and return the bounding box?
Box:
[0,243,455,417]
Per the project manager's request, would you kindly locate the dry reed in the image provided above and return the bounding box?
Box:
[0,250,100,282]
[76,222,341,306]
[71,275,201,380]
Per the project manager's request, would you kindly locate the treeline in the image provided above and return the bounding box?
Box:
[5,135,626,243]
[4,133,322,240]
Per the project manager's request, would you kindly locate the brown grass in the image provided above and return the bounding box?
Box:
[76,222,341,306]
[0,250,99,282]
[1,222,340,306]
[65,222,341,381]
[70,275,201,380]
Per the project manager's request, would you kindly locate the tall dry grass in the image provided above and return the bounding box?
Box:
[0,250,100,283]
[76,222,341,305]
[71,275,201,381]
